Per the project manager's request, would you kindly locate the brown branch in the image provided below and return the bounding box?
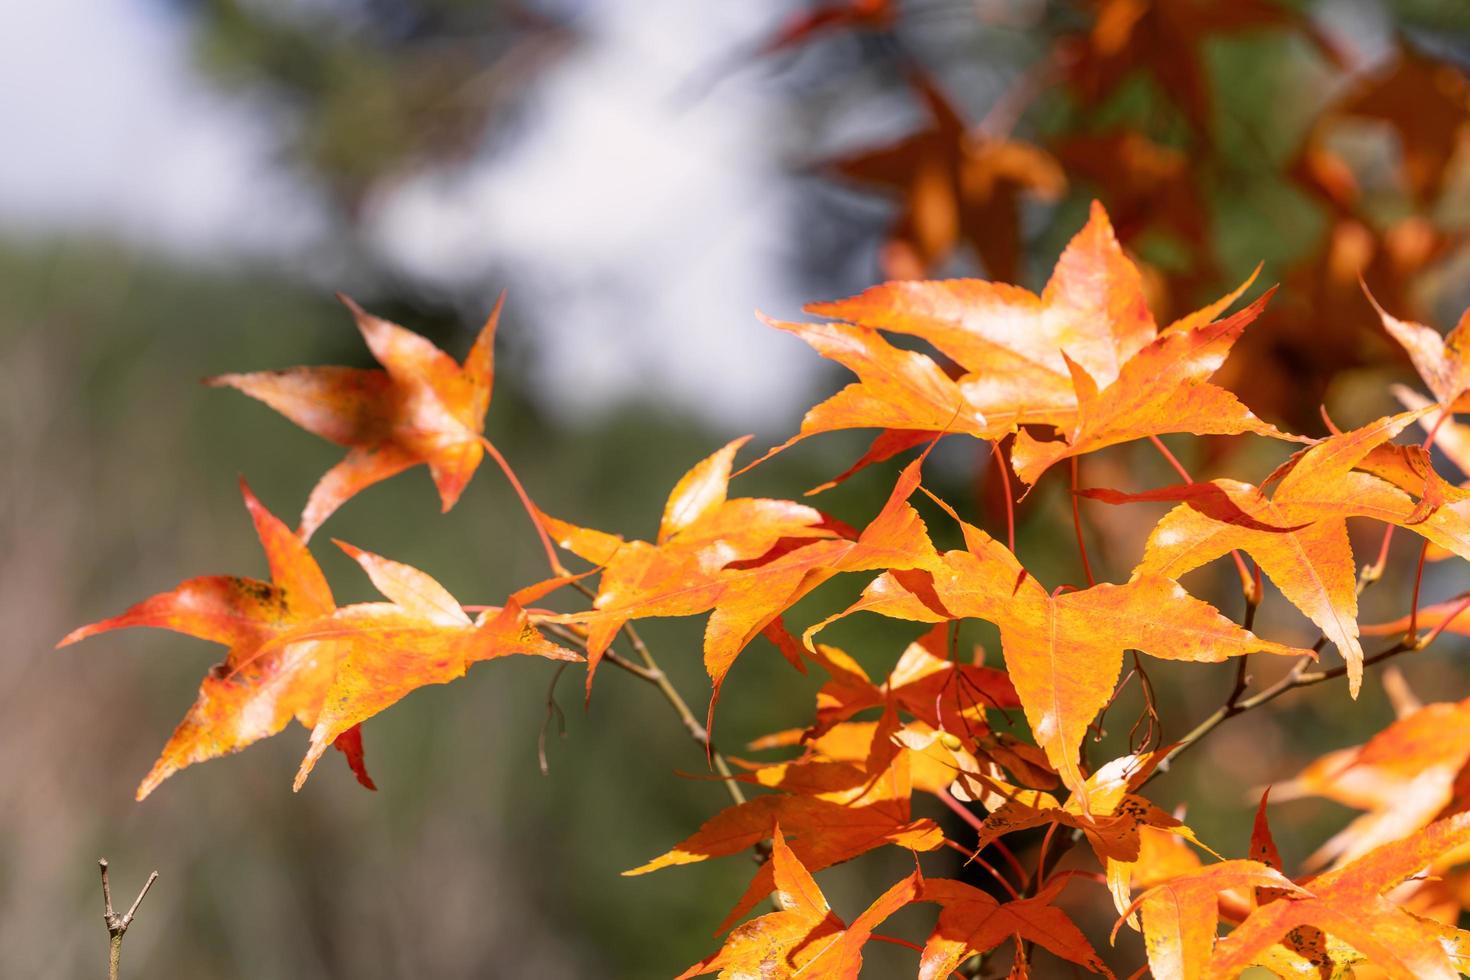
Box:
[1147,638,1416,787]
[561,579,747,806]
[99,859,158,980]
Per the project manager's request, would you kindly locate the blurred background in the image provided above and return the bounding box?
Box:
[5,0,1470,976]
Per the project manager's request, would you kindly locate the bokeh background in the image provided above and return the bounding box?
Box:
[6,0,1470,976]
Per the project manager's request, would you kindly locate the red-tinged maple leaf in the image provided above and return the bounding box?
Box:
[1333,49,1470,206]
[794,201,1291,487]
[823,70,1064,282]
[1086,410,1470,695]
[1272,697,1470,870]
[58,479,369,799]
[209,293,505,540]
[1206,813,1470,979]
[919,875,1114,980]
[1355,440,1470,525]
[1368,289,1470,406]
[809,496,1307,797]
[538,436,844,690]
[677,826,919,980]
[291,541,579,790]
[802,625,1019,739]
[1061,0,1342,139]
[627,724,943,934]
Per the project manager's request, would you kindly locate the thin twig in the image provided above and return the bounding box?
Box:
[99,859,158,980]
[537,663,570,775]
[564,578,747,806]
[1147,638,1416,787]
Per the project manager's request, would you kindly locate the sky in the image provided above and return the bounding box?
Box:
[1,0,826,430]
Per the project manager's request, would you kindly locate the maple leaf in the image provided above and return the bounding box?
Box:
[1368,288,1470,406]
[290,542,579,790]
[747,715,1040,801]
[791,201,1292,487]
[209,293,505,540]
[551,451,940,731]
[810,496,1307,797]
[801,625,1019,739]
[1086,410,1470,695]
[1364,597,1470,640]
[627,719,943,932]
[955,752,1214,916]
[1206,813,1470,979]
[539,436,847,691]
[677,826,919,980]
[1009,285,1298,485]
[1333,49,1470,206]
[58,479,366,799]
[1123,859,1304,980]
[1272,697,1470,869]
[823,69,1064,281]
[1062,0,1342,139]
[919,876,1114,980]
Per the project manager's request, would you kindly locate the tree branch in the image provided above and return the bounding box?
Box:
[556,580,747,806]
[99,859,158,980]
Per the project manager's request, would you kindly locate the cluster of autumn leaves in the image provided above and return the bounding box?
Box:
[782,0,1468,434]
[63,197,1470,976]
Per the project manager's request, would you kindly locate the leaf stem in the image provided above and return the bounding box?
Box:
[1069,457,1095,587]
[478,435,565,576]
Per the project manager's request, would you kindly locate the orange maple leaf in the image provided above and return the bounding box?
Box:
[1273,696,1470,870]
[1368,289,1470,406]
[209,294,506,540]
[800,624,1019,739]
[920,875,1114,980]
[58,480,365,799]
[677,826,920,980]
[538,435,845,691]
[627,718,943,933]
[824,69,1064,282]
[1205,813,1470,979]
[779,202,1292,487]
[290,542,579,790]
[551,451,941,733]
[810,496,1306,798]
[59,479,578,798]
[1086,410,1470,695]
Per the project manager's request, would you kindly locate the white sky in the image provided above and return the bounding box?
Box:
[1,0,822,430]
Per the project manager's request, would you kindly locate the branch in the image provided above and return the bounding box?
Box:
[1148,638,1416,785]
[559,580,747,806]
[99,859,158,980]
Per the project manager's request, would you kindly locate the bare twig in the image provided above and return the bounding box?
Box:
[99,859,158,980]
[563,579,747,806]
